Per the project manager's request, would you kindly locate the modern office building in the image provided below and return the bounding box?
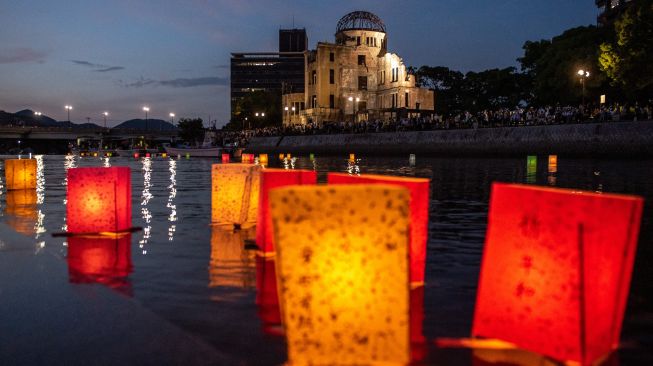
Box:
[282,11,435,126]
[230,29,307,120]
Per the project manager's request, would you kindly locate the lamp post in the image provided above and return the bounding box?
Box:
[34,111,42,117]
[285,106,289,124]
[65,105,73,122]
[577,69,590,106]
[103,111,109,128]
[142,106,150,131]
[292,106,296,122]
[169,113,175,125]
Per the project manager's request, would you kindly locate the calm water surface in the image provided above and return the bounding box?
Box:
[1,154,651,365]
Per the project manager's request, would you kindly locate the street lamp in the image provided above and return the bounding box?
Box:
[65,105,73,122]
[577,69,590,106]
[169,113,175,125]
[143,106,150,131]
[103,111,109,128]
[285,106,289,124]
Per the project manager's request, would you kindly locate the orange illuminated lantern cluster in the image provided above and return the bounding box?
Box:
[258,154,268,166]
[270,184,411,365]
[255,169,317,255]
[67,235,133,291]
[211,164,261,227]
[328,173,430,286]
[4,159,37,190]
[473,183,643,365]
[241,153,255,163]
[66,167,132,234]
[221,153,230,164]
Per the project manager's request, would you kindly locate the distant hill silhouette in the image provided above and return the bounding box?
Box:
[114,119,177,131]
[0,109,102,128]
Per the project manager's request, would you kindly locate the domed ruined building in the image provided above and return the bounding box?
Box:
[283,11,435,125]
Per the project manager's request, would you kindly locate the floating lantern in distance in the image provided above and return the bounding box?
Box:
[93,152,98,157]
[67,235,132,290]
[473,183,644,365]
[66,167,132,234]
[328,173,430,286]
[211,164,261,227]
[278,153,285,160]
[409,154,416,166]
[221,153,230,164]
[256,257,282,335]
[145,152,151,158]
[185,153,190,159]
[309,153,315,160]
[161,152,167,158]
[349,153,355,161]
[4,159,37,190]
[259,154,268,166]
[526,156,537,183]
[548,155,557,173]
[133,153,139,159]
[256,169,317,256]
[270,185,411,365]
[209,226,256,288]
[286,153,291,159]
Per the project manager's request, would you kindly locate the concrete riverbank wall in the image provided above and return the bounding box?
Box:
[246,121,653,157]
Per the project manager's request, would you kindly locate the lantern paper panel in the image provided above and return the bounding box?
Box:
[211,164,261,226]
[66,167,132,234]
[255,169,317,255]
[4,159,37,190]
[256,257,282,336]
[270,185,411,365]
[4,189,38,235]
[222,154,230,164]
[328,173,430,285]
[473,183,643,365]
[209,226,256,288]
[67,235,133,290]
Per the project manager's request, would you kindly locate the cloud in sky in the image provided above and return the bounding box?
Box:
[0,47,48,64]
[71,60,125,72]
[122,76,228,88]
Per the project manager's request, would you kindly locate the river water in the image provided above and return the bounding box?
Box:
[1,154,651,365]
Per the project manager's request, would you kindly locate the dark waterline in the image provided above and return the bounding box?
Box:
[1,155,652,365]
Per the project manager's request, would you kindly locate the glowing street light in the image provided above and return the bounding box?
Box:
[577,69,590,106]
[65,105,73,122]
[102,111,109,128]
[34,111,42,116]
[169,112,175,125]
[143,106,150,131]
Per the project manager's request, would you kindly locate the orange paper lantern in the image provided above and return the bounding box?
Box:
[4,159,37,190]
[473,183,643,365]
[259,154,268,166]
[270,184,411,365]
[221,153,230,164]
[256,257,282,335]
[209,226,256,288]
[255,169,317,255]
[67,234,132,289]
[328,173,431,286]
[66,167,132,234]
[211,164,261,227]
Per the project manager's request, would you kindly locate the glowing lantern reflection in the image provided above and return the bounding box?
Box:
[410,287,427,362]
[255,169,317,255]
[67,235,132,291]
[66,167,132,234]
[209,226,256,288]
[211,164,261,227]
[328,173,430,286]
[270,185,411,365]
[473,183,643,365]
[256,257,282,335]
[4,189,38,235]
[4,159,37,190]
[222,153,230,164]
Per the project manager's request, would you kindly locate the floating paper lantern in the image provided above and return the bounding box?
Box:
[161,153,167,158]
[409,154,416,166]
[185,153,190,159]
[526,156,537,183]
[145,153,151,158]
[4,159,37,190]
[93,152,98,157]
[309,153,315,160]
[133,153,139,159]
[222,153,230,164]
[211,164,261,227]
[66,167,132,234]
[270,184,411,365]
[278,153,285,160]
[256,256,282,335]
[328,173,430,286]
[67,234,132,290]
[548,155,558,173]
[473,183,643,365]
[255,169,317,255]
[4,189,38,235]
[259,154,268,166]
[209,226,256,288]
[349,153,355,161]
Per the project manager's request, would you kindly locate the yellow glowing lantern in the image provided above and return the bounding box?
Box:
[209,226,256,288]
[278,153,285,160]
[211,164,262,227]
[259,154,268,166]
[349,153,355,161]
[4,159,37,190]
[270,184,411,365]
[548,155,558,173]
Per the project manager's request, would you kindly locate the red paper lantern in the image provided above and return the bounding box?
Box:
[256,257,282,336]
[255,169,317,255]
[328,173,430,285]
[222,153,230,164]
[67,167,132,234]
[145,153,151,158]
[133,153,139,159]
[67,234,132,289]
[473,183,643,365]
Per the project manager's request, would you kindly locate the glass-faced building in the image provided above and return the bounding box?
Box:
[282,11,435,126]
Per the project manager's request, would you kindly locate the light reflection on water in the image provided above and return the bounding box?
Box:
[0,154,651,365]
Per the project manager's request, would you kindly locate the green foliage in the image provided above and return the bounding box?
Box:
[599,0,653,95]
[177,118,205,145]
[226,90,282,130]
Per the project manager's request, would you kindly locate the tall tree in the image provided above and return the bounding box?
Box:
[227,90,282,130]
[177,118,205,145]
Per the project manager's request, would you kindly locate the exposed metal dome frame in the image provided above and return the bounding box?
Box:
[336,11,386,33]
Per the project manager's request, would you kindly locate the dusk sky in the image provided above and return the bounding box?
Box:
[0,0,598,127]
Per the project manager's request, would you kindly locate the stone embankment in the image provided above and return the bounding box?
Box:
[246,121,653,157]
